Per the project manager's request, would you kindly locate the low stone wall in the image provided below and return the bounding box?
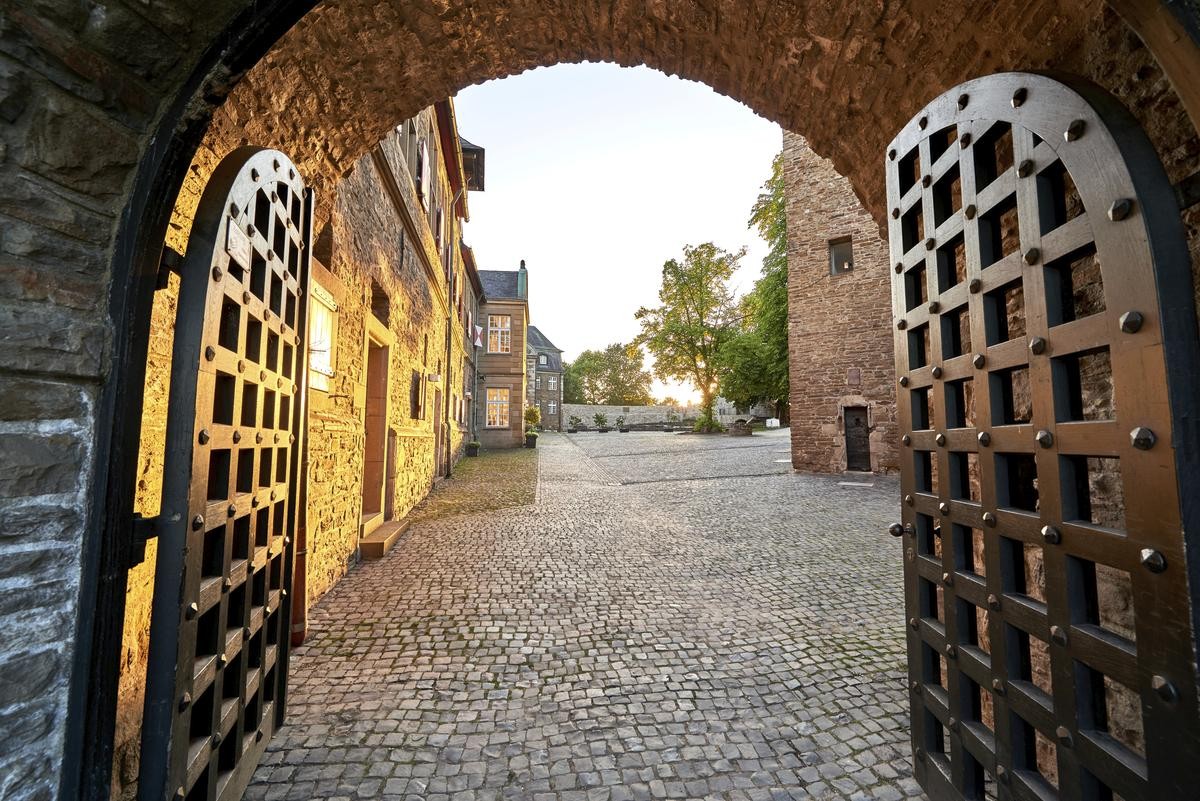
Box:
[562,404,689,428]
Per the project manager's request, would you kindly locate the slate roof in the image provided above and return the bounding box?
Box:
[528,326,563,372]
[478,269,521,300]
[527,326,560,351]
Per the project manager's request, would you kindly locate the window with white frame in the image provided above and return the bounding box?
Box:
[535,376,541,390]
[486,388,510,428]
[539,353,547,365]
[487,315,511,353]
[548,376,557,391]
[548,401,557,415]
[308,282,337,392]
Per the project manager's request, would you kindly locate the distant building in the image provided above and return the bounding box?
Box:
[477,262,531,448]
[528,326,564,430]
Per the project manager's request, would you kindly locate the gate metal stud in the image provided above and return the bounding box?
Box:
[968,278,982,293]
[925,238,936,251]
[244,627,251,640]
[964,204,976,220]
[945,644,957,659]
[935,433,947,446]
[902,435,912,446]
[260,370,267,381]
[899,376,910,387]
[960,132,972,149]
[894,261,903,274]
[192,515,204,530]
[931,366,943,379]
[1152,675,1179,704]
[982,512,997,527]
[250,168,260,181]
[1108,197,1134,221]
[1119,310,1144,333]
[1011,87,1028,107]
[905,494,914,507]
[237,359,245,373]
[888,148,897,161]
[1065,119,1086,141]
[918,115,928,130]
[938,501,950,515]
[1017,160,1034,178]
[185,602,198,620]
[897,319,907,330]
[1035,429,1054,448]
[987,594,1001,611]
[178,692,191,712]
[957,93,970,110]
[174,788,185,801]
[281,588,289,598]
[992,677,1005,694]
[922,175,932,188]
[212,266,224,281]
[892,207,900,219]
[256,432,263,444]
[229,202,239,217]
[1131,426,1156,450]
[1041,525,1061,545]
[972,353,986,368]
[948,717,959,733]
[256,729,265,742]
[889,523,905,537]
[272,158,281,172]
[246,223,256,237]
[289,434,296,444]
[218,654,227,667]
[996,766,1009,785]
[251,496,259,508]
[267,249,276,262]
[222,577,232,591]
[928,301,940,314]
[1055,726,1073,748]
[212,732,222,747]
[978,431,991,446]
[227,504,235,517]
[1140,548,1167,573]
[910,679,919,691]
[198,429,210,445]
[204,345,216,361]
[1023,247,1040,265]
[909,617,919,630]
[942,572,953,587]
[232,431,241,443]
[273,432,280,444]
[1050,625,1068,646]
[1029,336,1047,355]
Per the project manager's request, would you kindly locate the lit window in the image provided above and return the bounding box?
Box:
[308,282,337,392]
[487,315,511,353]
[536,376,541,390]
[548,401,557,415]
[486,388,510,428]
[539,354,547,365]
[829,236,854,275]
[548,376,557,391]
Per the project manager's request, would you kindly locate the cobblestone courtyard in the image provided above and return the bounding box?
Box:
[247,431,919,800]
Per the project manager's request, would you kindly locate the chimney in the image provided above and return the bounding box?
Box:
[517,259,528,299]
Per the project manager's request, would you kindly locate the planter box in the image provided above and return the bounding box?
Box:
[524,434,538,448]
[466,443,480,457]
[619,428,630,433]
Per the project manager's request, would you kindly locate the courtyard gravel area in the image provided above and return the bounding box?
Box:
[246,430,918,801]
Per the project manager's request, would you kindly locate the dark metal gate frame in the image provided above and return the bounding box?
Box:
[887,73,1200,800]
[138,147,311,801]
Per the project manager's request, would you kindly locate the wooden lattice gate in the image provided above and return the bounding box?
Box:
[887,73,1200,800]
[139,148,311,801]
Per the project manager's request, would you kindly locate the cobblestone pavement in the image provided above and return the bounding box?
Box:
[247,431,919,800]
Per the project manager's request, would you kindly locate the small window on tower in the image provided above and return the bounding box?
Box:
[829,237,854,276]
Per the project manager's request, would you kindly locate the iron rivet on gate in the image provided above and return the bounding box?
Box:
[204,345,216,362]
[925,238,937,251]
[185,602,198,620]
[1108,197,1134,221]
[256,729,265,742]
[945,644,957,659]
[897,319,907,331]
[276,377,282,388]
[910,679,920,691]
[987,594,1001,611]
[922,175,932,188]
[218,655,227,668]
[902,435,912,446]
[237,359,245,373]
[266,604,274,615]
[888,148,897,161]
[1140,548,1167,573]
[969,278,982,293]
[273,433,280,444]
[212,266,223,282]
[250,168,260,182]
[928,301,940,314]
[894,262,903,274]
[1131,427,1156,450]
[977,431,991,446]
[289,168,296,180]
[244,627,251,640]
[936,433,947,447]
[1011,87,1028,108]
[251,496,260,508]
[889,523,905,538]
[892,207,901,219]
[1152,675,1179,704]
[284,536,292,546]
[227,504,236,517]
[270,490,277,501]
[1035,429,1054,448]
[996,765,1009,784]
[267,249,276,263]
[939,502,950,515]
[942,571,953,587]
[1119,310,1144,333]
[289,434,296,444]
[909,617,919,630]
[229,203,239,217]
[905,494,915,507]
[932,366,943,379]
[1041,525,1061,544]
[1056,726,1073,748]
[242,291,252,305]
[232,431,241,443]
[982,512,997,527]
[1050,625,1068,646]
[919,115,928,130]
[281,588,289,597]
[1029,336,1047,355]
[198,429,210,445]
[957,93,970,110]
[174,788,186,801]
[1017,159,1035,178]
[992,677,1005,694]
[1023,247,1040,265]
[191,514,204,530]
[960,132,972,149]
[246,223,256,237]
[964,203,977,220]
[256,432,263,444]
[212,732,222,747]
[222,577,232,591]
[1065,119,1086,142]
[178,692,191,712]
[948,717,959,733]
[973,353,986,369]
[899,376,910,387]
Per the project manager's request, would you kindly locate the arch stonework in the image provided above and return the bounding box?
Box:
[1,2,1199,799]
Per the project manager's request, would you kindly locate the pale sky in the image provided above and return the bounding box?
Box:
[455,62,781,401]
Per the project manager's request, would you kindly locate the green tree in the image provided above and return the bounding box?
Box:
[718,153,790,418]
[563,343,653,405]
[636,242,742,431]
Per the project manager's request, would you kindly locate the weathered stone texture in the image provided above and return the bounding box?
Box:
[784,133,899,474]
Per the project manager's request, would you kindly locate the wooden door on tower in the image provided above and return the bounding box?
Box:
[886,73,1200,801]
[139,147,311,801]
[845,407,872,471]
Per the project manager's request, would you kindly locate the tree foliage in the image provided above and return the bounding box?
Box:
[636,242,743,430]
[562,342,653,406]
[717,153,790,417]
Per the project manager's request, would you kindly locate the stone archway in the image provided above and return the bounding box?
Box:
[2,2,1200,799]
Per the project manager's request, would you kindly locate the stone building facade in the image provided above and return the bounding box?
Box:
[478,266,530,448]
[528,326,564,431]
[784,133,900,474]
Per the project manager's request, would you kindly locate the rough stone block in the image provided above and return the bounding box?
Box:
[0,648,64,709]
[0,430,86,498]
[0,376,87,422]
[0,300,107,377]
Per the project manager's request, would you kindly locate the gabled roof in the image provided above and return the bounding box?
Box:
[478,269,521,300]
[527,326,561,352]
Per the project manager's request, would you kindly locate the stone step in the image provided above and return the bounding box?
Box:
[360,520,410,560]
[361,512,384,538]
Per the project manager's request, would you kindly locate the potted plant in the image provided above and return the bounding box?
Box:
[664,411,679,432]
[466,440,480,457]
[524,429,539,448]
[567,415,582,433]
[524,407,541,447]
[616,415,630,433]
[593,412,610,433]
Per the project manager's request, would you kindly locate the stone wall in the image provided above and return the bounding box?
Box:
[784,133,900,474]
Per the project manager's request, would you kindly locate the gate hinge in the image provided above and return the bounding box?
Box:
[129,514,160,568]
[157,245,184,290]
